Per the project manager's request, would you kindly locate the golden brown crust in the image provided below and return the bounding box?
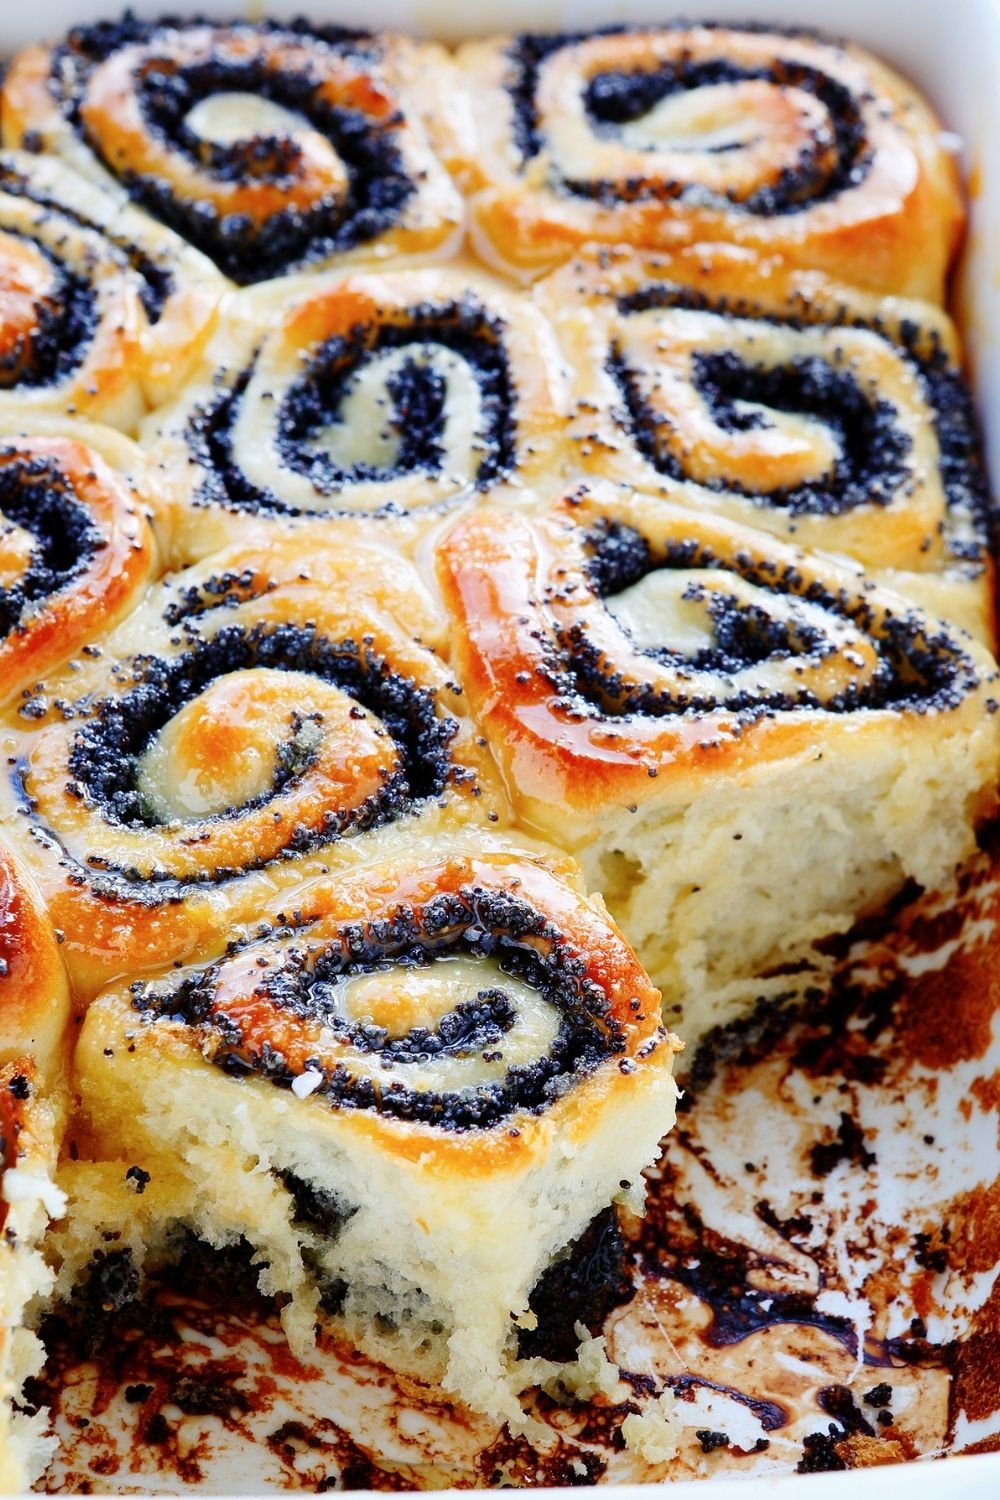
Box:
[435,482,1000,830]
[458,27,963,299]
[0,852,69,1085]
[0,526,508,998]
[0,427,158,709]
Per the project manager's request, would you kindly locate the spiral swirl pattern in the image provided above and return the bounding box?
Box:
[73,848,677,1423]
[125,853,655,1129]
[437,482,997,813]
[536,245,991,638]
[0,151,224,426]
[0,529,500,996]
[437,483,1000,1016]
[459,25,962,297]
[2,19,464,284]
[0,428,156,708]
[145,268,570,558]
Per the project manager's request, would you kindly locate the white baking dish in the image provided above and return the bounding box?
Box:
[3,1,999,1495]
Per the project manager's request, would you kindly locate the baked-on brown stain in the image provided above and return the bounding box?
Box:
[896,946,1000,1069]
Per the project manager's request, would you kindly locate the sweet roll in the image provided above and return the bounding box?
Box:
[0,527,501,998]
[2,17,465,283]
[64,848,679,1426]
[535,244,993,640]
[143,266,571,561]
[458,24,962,297]
[436,482,1000,1040]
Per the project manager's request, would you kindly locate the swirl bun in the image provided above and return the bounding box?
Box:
[144,267,571,561]
[0,151,224,427]
[437,483,1000,1038]
[458,25,963,297]
[0,423,158,709]
[536,243,993,642]
[0,529,502,998]
[3,18,464,283]
[70,848,678,1423]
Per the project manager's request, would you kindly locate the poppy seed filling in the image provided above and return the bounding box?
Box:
[39,621,458,890]
[276,302,518,492]
[612,284,989,552]
[506,30,868,210]
[0,454,102,640]
[130,885,626,1129]
[610,345,912,517]
[54,21,416,284]
[0,234,97,389]
[538,520,976,720]
[188,300,519,515]
[0,162,174,323]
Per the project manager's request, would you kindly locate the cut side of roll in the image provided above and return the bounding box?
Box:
[0,1061,64,1495]
[2,19,465,285]
[458,25,963,298]
[0,846,71,1493]
[535,243,993,643]
[56,848,679,1429]
[142,267,571,563]
[436,482,1000,1046]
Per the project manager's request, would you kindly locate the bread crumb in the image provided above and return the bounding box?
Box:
[541,1325,623,1403]
[621,1392,680,1464]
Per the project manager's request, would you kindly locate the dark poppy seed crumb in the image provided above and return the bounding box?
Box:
[518,1206,632,1360]
[124,1165,151,1194]
[279,1171,355,1237]
[796,1427,847,1473]
[695,1430,730,1454]
[809,1111,876,1176]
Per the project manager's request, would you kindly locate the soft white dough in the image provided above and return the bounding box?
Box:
[582,724,993,1042]
[0,1096,62,1495]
